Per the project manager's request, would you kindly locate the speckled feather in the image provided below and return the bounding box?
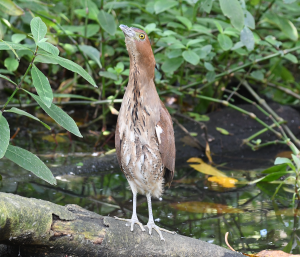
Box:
[115,27,175,198]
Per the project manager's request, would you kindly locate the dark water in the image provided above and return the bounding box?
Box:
[0,125,299,255]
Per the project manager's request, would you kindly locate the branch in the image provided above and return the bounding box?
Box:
[0,192,240,257]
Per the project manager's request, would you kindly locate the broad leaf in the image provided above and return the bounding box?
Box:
[97,10,116,35]
[245,10,255,29]
[4,57,19,72]
[37,42,59,56]
[11,34,26,43]
[30,17,47,42]
[176,16,192,30]
[154,0,177,14]
[249,171,292,184]
[99,71,118,80]
[31,64,53,107]
[25,90,82,138]
[204,62,214,71]
[218,34,233,51]
[5,145,56,185]
[35,53,97,87]
[5,107,50,130]
[240,26,255,51]
[79,45,101,68]
[0,0,24,16]
[182,49,200,65]
[219,0,244,31]
[161,57,184,73]
[0,115,9,159]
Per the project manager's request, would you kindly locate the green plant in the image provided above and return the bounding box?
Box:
[0,16,96,184]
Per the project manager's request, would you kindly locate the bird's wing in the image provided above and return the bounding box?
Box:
[156,100,176,186]
[115,120,122,168]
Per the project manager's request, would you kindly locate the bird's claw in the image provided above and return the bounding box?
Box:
[114,216,145,232]
[146,222,176,241]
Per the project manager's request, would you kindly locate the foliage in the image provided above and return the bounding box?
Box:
[0,0,300,184]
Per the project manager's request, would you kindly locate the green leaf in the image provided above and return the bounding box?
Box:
[4,145,56,185]
[284,53,298,64]
[0,115,10,159]
[0,0,24,16]
[4,57,19,72]
[217,34,233,51]
[37,42,59,56]
[161,57,184,73]
[31,64,53,108]
[182,49,200,65]
[53,94,97,101]
[198,45,212,59]
[250,70,264,81]
[11,34,26,43]
[204,62,214,71]
[30,17,47,42]
[292,154,300,171]
[219,0,244,31]
[176,16,192,30]
[206,71,216,82]
[5,107,50,130]
[249,171,292,184]
[97,10,116,35]
[214,21,223,34]
[245,11,255,29]
[261,163,288,174]
[79,45,101,68]
[275,157,293,165]
[25,90,82,138]
[186,39,205,47]
[154,0,177,14]
[0,41,32,52]
[216,127,231,135]
[99,71,118,80]
[36,53,97,87]
[201,0,213,13]
[240,26,255,51]
[0,74,17,85]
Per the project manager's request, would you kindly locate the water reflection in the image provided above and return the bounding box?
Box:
[0,127,299,254]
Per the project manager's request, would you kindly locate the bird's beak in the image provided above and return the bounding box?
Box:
[119,24,135,38]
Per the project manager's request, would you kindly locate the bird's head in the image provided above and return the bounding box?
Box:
[120,24,155,75]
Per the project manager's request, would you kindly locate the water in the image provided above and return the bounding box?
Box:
[0,121,299,255]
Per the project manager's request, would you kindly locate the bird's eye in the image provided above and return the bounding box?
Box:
[139,33,145,40]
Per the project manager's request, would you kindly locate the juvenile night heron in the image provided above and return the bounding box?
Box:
[115,24,176,240]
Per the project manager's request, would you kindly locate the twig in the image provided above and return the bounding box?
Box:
[225,232,236,252]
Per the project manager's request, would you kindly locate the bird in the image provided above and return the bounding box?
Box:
[114,24,176,241]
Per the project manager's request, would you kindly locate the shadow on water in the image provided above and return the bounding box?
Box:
[1,112,300,255]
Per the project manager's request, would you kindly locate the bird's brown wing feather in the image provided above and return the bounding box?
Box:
[157,101,176,186]
[115,121,122,169]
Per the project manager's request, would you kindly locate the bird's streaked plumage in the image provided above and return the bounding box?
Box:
[115,24,176,240]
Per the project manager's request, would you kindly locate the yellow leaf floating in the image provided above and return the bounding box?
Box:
[187,157,226,177]
[170,201,243,214]
[208,176,238,188]
[42,134,67,143]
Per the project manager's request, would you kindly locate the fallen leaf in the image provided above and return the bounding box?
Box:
[276,151,292,159]
[216,127,233,135]
[42,134,67,143]
[208,176,238,188]
[54,78,74,102]
[187,157,226,177]
[170,201,243,214]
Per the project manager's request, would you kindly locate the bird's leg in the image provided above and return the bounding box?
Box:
[114,191,145,232]
[146,193,176,241]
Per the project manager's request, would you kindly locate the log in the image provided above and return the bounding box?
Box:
[0,192,241,257]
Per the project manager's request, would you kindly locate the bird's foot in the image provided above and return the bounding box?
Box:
[146,222,176,241]
[114,216,145,232]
